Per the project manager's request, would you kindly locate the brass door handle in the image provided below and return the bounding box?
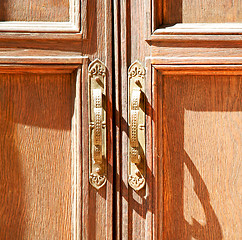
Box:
[128,61,146,191]
[92,89,103,165]
[88,59,107,189]
[130,89,142,164]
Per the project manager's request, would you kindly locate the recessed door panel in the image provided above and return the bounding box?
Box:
[160,74,241,239]
[0,73,75,239]
[163,0,242,25]
[0,0,70,22]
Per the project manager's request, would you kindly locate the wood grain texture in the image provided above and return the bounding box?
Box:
[0,0,69,22]
[0,73,74,239]
[115,1,242,239]
[0,0,80,33]
[183,0,242,23]
[161,73,241,239]
[162,0,242,25]
[147,1,242,39]
[79,1,113,239]
[0,0,82,36]
[114,0,154,239]
[0,0,113,238]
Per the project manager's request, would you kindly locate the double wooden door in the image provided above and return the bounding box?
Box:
[0,0,241,239]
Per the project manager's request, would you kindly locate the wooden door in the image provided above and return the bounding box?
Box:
[0,0,113,239]
[114,0,242,239]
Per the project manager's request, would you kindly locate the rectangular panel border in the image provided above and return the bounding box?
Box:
[146,58,242,239]
[148,0,242,41]
[0,58,88,239]
[0,0,80,33]
[0,0,87,39]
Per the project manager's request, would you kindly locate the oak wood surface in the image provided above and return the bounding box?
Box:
[1,0,241,239]
[0,0,113,239]
[161,74,241,239]
[114,0,242,239]
[0,0,69,22]
[163,0,242,25]
[0,73,73,239]
[183,0,242,23]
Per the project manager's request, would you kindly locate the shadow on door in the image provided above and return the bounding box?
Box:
[162,74,241,239]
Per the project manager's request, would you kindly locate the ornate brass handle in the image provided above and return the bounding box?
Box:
[93,89,103,165]
[130,90,141,164]
[88,59,107,190]
[128,61,146,191]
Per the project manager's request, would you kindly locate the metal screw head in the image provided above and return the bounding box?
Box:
[96,167,102,174]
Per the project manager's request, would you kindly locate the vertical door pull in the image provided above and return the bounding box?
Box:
[128,61,146,191]
[89,59,107,189]
[130,89,141,164]
[93,89,103,165]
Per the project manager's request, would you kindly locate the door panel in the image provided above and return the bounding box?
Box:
[0,73,74,239]
[163,0,242,24]
[114,0,242,239]
[0,0,70,22]
[0,0,113,239]
[161,73,241,239]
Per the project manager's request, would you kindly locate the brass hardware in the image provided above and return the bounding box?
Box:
[89,59,107,189]
[130,89,141,164]
[128,61,146,191]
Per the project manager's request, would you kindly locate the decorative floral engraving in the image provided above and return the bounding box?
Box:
[128,175,145,191]
[88,59,107,190]
[128,61,146,80]
[89,59,106,78]
[128,61,146,191]
[89,173,107,190]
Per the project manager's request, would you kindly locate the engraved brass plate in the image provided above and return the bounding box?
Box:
[88,59,107,189]
[128,61,146,191]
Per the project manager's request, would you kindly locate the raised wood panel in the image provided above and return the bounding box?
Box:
[0,72,74,239]
[163,0,242,24]
[0,60,113,240]
[155,69,242,239]
[114,0,242,239]
[0,0,69,22]
[182,0,242,23]
[0,0,113,238]
[149,0,242,37]
[0,0,81,33]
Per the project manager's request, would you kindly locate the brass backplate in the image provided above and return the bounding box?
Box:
[128,61,146,191]
[88,59,107,189]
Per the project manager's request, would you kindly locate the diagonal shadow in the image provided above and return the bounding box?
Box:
[162,74,241,239]
[183,151,223,240]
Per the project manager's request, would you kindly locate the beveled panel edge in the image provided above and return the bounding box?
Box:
[0,0,87,39]
[0,54,88,72]
[0,22,80,33]
[150,24,242,42]
[145,59,242,239]
[71,63,86,240]
[0,50,87,64]
[0,59,88,239]
[150,62,242,75]
[147,0,242,41]
[147,57,242,65]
